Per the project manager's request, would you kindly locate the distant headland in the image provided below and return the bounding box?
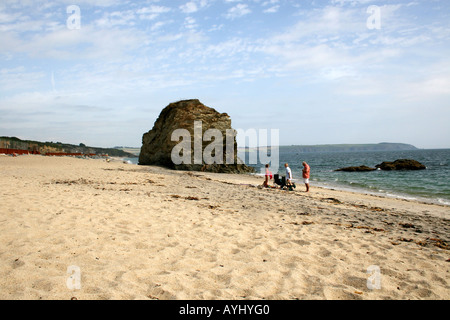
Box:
[1,136,419,158]
[241,143,419,153]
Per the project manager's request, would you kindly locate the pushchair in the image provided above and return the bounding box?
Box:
[274,174,285,188]
[274,174,296,191]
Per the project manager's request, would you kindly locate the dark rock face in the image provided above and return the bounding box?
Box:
[336,159,426,172]
[375,159,426,171]
[335,165,376,172]
[139,99,254,174]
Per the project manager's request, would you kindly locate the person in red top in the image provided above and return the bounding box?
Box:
[263,164,273,188]
[302,161,310,192]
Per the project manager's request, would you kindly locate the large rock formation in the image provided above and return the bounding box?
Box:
[375,159,426,171]
[139,99,255,173]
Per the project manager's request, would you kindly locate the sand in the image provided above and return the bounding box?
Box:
[0,155,448,300]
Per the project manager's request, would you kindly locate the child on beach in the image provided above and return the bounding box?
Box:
[263,164,273,188]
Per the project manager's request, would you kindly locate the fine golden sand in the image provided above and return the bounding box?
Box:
[0,155,448,300]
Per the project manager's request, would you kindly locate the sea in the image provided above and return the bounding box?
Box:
[124,148,450,206]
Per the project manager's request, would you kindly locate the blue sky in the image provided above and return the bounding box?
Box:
[1,0,449,148]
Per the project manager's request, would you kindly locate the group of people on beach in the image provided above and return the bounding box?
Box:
[263,162,310,192]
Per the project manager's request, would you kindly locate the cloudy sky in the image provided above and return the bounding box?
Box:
[1,0,449,148]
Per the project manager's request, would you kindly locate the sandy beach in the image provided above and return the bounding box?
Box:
[0,154,448,300]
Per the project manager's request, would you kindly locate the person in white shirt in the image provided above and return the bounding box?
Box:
[285,163,294,187]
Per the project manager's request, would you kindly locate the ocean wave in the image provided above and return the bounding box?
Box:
[437,198,450,206]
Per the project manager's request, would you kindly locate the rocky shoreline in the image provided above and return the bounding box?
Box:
[336,159,426,172]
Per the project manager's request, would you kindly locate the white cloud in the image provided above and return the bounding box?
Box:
[96,10,136,27]
[330,0,375,6]
[10,25,148,62]
[180,2,198,14]
[263,5,279,13]
[179,0,210,14]
[225,4,251,19]
[137,5,171,14]
[184,16,197,29]
[320,65,356,80]
[0,67,46,92]
[412,76,450,95]
[56,0,121,7]
[137,5,171,20]
[150,20,171,31]
[0,10,21,24]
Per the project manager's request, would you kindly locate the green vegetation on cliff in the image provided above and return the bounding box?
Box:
[0,136,137,157]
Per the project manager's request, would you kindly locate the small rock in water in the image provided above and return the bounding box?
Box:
[335,165,376,172]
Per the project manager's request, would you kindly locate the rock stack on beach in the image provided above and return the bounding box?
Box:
[139,99,254,174]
